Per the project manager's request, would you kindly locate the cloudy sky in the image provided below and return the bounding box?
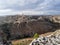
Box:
[0,0,60,16]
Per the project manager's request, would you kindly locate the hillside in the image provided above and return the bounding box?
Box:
[0,15,60,40]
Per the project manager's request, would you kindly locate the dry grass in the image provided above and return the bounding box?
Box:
[12,38,33,45]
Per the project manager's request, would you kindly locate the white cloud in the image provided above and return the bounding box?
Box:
[0,0,60,16]
[0,9,12,12]
[1,9,60,16]
[0,9,60,16]
[0,0,39,8]
[35,0,60,11]
[35,0,52,10]
[0,9,20,16]
[22,11,47,15]
[0,9,48,16]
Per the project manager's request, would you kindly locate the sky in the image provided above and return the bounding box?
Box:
[0,0,60,16]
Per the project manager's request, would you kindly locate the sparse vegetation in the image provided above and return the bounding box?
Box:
[33,33,39,39]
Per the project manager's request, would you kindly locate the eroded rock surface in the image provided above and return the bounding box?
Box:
[30,30,60,45]
[0,15,60,39]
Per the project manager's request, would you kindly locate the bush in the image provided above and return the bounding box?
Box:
[33,33,39,39]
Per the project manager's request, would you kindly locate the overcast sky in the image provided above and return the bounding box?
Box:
[0,0,60,16]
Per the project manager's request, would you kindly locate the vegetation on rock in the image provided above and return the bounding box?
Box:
[33,33,39,39]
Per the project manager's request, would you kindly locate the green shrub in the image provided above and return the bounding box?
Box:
[33,33,39,39]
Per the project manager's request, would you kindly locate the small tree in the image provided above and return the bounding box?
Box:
[33,33,39,39]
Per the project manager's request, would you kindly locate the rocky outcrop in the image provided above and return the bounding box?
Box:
[30,30,60,45]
